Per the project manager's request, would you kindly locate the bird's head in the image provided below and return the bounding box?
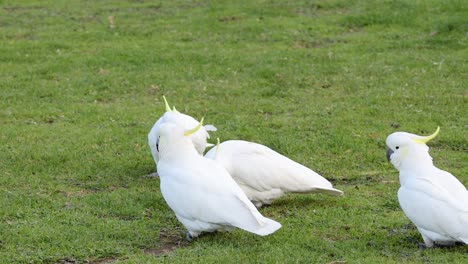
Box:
[148,96,197,164]
[385,127,439,170]
[157,118,204,161]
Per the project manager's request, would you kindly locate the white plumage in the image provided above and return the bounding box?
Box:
[157,123,281,240]
[204,140,344,207]
[147,96,216,168]
[386,127,468,247]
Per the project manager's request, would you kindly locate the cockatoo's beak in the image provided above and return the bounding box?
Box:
[184,117,204,136]
[163,96,171,112]
[386,147,393,162]
[411,126,440,144]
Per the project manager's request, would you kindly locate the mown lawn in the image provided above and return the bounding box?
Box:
[0,0,467,263]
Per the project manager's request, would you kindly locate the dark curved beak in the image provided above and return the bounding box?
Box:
[386,147,394,162]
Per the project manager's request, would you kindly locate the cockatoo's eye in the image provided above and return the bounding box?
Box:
[395,146,399,149]
[156,139,159,152]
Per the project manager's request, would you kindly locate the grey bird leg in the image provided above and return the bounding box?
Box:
[186,232,193,242]
[434,242,459,248]
[142,172,159,178]
[406,236,427,248]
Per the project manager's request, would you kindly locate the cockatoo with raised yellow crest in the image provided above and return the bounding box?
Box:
[204,139,344,207]
[156,120,281,241]
[386,127,468,247]
[148,96,216,170]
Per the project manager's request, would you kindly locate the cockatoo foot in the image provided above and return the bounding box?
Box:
[433,242,459,248]
[186,232,193,242]
[253,201,264,208]
[406,236,428,248]
[418,243,429,249]
[142,172,159,178]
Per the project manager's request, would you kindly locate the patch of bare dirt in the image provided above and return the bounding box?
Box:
[145,231,188,256]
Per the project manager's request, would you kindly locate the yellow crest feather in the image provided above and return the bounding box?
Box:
[215,138,220,159]
[162,96,171,112]
[412,126,440,144]
[184,117,204,136]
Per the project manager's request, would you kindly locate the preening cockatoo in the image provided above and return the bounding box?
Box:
[204,140,344,207]
[148,96,216,168]
[386,127,468,247]
[156,121,281,241]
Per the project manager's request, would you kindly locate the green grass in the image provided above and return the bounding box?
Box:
[0,0,467,263]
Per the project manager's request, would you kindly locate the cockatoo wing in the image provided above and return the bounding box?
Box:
[431,168,468,207]
[158,158,281,236]
[205,140,343,195]
[398,176,468,243]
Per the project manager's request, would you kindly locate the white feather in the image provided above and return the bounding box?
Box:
[386,130,468,247]
[157,124,281,238]
[204,140,343,207]
[203,124,217,132]
[148,111,216,168]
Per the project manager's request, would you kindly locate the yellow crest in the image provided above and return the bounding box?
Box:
[184,117,204,136]
[162,96,171,112]
[412,126,440,144]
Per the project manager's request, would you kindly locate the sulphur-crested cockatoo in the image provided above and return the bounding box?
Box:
[386,127,468,247]
[156,121,281,241]
[148,96,216,168]
[204,140,344,207]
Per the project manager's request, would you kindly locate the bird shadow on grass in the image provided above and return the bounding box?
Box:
[144,231,190,257]
[387,224,468,251]
[271,194,342,208]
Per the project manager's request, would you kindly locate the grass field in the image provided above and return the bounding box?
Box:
[0,0,467,263]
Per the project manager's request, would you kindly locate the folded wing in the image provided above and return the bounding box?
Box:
[158,158,281,236]
[205,140,343,196]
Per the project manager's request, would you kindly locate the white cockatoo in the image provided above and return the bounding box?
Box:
[386,127,468,247]
[204,140,344,207]
[148,96,216,168]
[156,121,281,241]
